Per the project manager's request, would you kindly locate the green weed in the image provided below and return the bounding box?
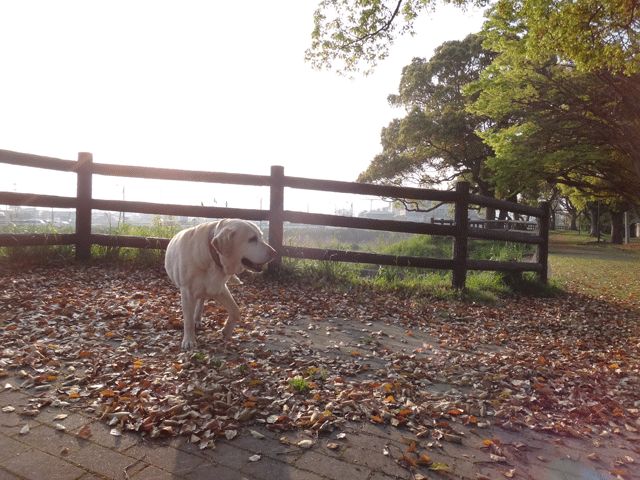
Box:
[289,376,311,394]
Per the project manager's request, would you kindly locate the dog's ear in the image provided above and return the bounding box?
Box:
[212,221,235,257]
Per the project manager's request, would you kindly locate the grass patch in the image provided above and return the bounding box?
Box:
[549,230,640,308]
[280,232,551,303]
[0,216,182,267]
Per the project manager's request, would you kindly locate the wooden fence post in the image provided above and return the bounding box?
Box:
[452,181,470,289]
[536,201,550,283]
[268,165,285,271]
[75,152,93,261]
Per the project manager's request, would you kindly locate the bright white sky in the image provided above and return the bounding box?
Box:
[1,1,485,215]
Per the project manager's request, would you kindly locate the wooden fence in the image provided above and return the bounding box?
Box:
[0,149,550,288]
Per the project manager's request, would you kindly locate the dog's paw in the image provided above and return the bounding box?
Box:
[181,338,198,351]
[221,326,234,340]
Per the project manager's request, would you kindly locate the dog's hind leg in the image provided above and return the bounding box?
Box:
[194,298,204,330]
[180,288,198,350]
[214,286,241,341]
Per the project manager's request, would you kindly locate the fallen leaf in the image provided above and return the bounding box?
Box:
[500,468,515,478]
[298,439,314,449]
[402,455,418,468]
[429,462,450,472]
[443,433,463,444]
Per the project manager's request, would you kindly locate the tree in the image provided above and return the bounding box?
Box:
[306,0,640,76]
[357,34,499,218]
[466,3,640,216]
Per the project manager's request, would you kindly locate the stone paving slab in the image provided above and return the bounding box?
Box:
[3,310,640,480]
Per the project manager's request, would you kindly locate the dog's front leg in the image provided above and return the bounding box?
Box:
[214,287,241,341]
[180,288,198,350]
[194,298,204,330]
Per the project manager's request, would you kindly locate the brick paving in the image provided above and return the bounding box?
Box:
[1,379,638,480]
[2,313,639,480]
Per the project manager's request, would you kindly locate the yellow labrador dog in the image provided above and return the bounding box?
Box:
[165,219,276,350]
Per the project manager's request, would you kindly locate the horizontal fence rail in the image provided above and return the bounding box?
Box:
[0,149,550,288]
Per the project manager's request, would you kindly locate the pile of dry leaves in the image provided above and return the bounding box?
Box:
[1,262,639,457]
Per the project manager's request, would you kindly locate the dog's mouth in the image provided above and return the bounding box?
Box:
[241,258,265,272]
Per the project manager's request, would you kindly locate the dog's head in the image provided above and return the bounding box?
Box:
[212,219,276,275]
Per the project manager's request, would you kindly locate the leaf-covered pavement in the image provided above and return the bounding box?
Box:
[1,262,640,477]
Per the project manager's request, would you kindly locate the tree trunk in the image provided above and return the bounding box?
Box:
[588,205,599,237]
[565,201,578,230]
[610,210,625,244]
[569,210,577,230]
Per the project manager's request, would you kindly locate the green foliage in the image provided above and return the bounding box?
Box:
[382,234,451,258]
[289,376,311,394]
[357,33,497,200]
[513,0,640,75]
[0,216,182,267]
[0,222,76,264]
[466,3,640,205]
[281,233,546,302]
[305,0,430,76]
[306,0,640,76]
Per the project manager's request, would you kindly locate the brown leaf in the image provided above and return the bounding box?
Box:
[401,455,418,468]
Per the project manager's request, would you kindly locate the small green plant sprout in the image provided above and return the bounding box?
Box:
[289,376,311,394]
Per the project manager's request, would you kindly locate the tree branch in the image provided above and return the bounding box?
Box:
[338,0,404,50]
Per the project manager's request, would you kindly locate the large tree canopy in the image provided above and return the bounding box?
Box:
[467,4,640,205]
[306,0,640,75]
[357,34,498,203]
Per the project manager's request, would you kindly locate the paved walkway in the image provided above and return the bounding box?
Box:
[2,378,634,480]
[2,311,638,480]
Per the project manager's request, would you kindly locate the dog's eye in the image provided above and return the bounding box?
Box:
[248,236,258,243]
